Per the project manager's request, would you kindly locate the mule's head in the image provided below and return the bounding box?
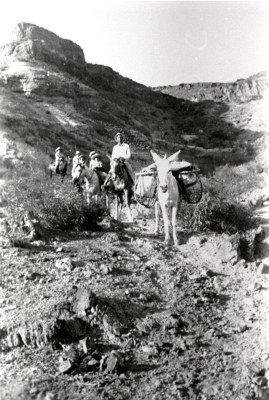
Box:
[150,151,171,193]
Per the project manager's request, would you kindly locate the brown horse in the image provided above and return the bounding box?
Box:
[107,157,133,222]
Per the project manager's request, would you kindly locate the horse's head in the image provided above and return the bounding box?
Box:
[110,158,123,180]
[150,151,171,193]
[72,163,86,183]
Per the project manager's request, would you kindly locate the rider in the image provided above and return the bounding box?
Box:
[72,150,81,175]
[89,151,107,186]
[111,132,134,182]
[55,147,65,173]
[89,151,103,171]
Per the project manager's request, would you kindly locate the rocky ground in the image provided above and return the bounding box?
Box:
[1,204,269,400]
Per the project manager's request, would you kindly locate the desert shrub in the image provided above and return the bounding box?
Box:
[180,191,255,234]
[2,161,106,233]
[179,169,256,234]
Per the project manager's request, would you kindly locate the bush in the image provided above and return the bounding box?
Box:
[2,161,106,233]
[179,169,256,234]
[180,192,255,234]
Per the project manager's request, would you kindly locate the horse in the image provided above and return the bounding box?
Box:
[107,157,134,222]
[49,157,68,182]
[150,150,181,246]
[72,164,108,206]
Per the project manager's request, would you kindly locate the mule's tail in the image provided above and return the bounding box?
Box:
[128,187,134,204]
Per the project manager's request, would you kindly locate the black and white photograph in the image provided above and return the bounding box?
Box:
[0,1,269,399]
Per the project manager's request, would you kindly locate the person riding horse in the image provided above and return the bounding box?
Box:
[111,132,134,183]
[72,154,87,191]
[89,151,102,171]
[89,151,107,188]
[72,150,81,176]
[55,147,66,173]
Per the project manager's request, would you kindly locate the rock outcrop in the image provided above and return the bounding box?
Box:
[153,71,269,104]
[0,22,86,68]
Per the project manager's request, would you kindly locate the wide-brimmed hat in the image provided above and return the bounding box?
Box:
[75,150,80,155]
[114,132,124,141]
[89,151,101,159]
[55,147,62,152]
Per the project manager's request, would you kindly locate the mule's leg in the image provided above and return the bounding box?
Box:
[171,205,178,246]
[160,203,171,244]
[115,195,119,220]
[125,189,133,222]
[155,201,160,235]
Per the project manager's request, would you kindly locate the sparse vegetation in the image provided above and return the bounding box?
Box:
[2,160,106,238]
[179,164,259,234]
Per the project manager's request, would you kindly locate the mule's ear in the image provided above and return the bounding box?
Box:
[106,153,112,161]
[168,149,181,162]
[164,153,167,159]
[150,150,161,164]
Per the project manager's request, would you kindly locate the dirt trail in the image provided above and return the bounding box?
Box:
[0,212,269,399]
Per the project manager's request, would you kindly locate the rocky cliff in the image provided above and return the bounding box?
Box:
[0,23,86,67]
[153,71,269,104]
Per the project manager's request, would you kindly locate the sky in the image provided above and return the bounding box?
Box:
[0,1,268,86]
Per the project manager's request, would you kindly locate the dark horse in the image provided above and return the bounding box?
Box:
[49,158,68,182]
[107,157,134,222]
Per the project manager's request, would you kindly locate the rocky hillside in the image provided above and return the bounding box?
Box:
[153,71,269,104]
[0,22,267,175]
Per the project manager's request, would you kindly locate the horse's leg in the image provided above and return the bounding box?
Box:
[160,202,171,244]
[105,194,109,209]
[155,201,160,235]
[125,189,133,222]
[172,205,178,246]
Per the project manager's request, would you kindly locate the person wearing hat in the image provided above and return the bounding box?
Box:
[111,132,134,182]
[72,150,81,175]
[54,147,65,173]
[89,151,103,171]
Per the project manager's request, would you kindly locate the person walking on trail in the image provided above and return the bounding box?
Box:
[111,132,134,182]
[55,147,65,173]
[72,150,81,175]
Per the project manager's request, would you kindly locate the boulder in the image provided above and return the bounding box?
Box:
[100,350,124,374]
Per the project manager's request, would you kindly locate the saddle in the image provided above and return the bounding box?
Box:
[94,170,105,187]
[118,160,134,185]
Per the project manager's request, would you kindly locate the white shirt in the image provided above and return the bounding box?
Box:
[112,143,131,160]
[73,155,80,166]
[89,159,103,170]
